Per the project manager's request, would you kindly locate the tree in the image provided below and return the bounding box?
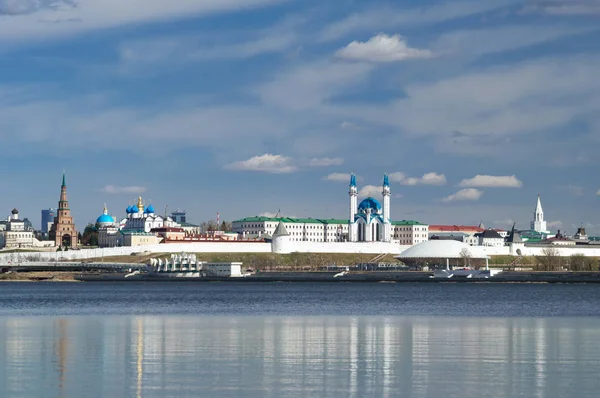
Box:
[536,247,561,271]
[459,248,472,268]
[569,254,586,271]
[81,224,99,247]
[220,221,232,232]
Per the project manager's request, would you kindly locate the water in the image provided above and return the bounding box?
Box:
[1,282,600,397]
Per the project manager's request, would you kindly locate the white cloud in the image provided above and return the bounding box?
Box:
[559,185,584,197]
[323,173,362,182]
[346,54,600,157]
[0,0,288,44]
[523,0,600,15]
[387,172,406,182]
[0,0,76,16]
[431,25,595,59]
[116,16,302,73]
[100,185,147,194]
[257,60,374,111]
[442,188,483,202]
[320,0,516,42]
[339,121,362,130]
[459,175,523,188]
[547,220,563,229]
[389,171,446,186]
[335,33,433,62]
[308,157,344,167]
[359,185,381,198]
[225,154,297,174]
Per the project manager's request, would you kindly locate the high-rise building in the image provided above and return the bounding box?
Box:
[171,210,186,224]
[41,208,56,233]
[49,173,78,248]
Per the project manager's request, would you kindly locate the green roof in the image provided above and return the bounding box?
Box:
[233,216,348,225]
[234,216,426,226]
[392,220,427,226]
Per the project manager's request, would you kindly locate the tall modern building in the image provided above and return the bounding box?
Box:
[171,210,186,224]
[41,208,56,233]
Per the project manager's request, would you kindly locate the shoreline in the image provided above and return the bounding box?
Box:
[5,270,600,284]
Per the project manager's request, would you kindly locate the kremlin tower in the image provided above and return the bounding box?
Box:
[49,173,78,248]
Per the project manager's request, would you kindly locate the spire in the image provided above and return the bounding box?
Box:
[383,173,389,187]
[535,194,543,213]
[61,172,66,187]
[103,203,108,215]
[350,173,356,187]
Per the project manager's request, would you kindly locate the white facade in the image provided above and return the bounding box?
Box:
[0,208,54,249]
[392,223,429,245]
[233,218,349,242]
[531,195,549,234]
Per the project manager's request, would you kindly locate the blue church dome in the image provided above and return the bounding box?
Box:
[358,197,382,213]
[96,214,114,224]
[146,204,155,214]
[126,205,133,214]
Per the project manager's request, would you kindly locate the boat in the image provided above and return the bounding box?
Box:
[433,268,503,279]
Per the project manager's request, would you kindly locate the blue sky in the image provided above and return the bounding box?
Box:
[1,0,600,233]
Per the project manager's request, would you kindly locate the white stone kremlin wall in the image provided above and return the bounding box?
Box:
[2,241,600,264]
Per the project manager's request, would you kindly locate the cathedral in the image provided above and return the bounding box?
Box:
[348,174,392,242]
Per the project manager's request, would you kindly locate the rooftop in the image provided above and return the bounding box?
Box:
[234,216,427,226]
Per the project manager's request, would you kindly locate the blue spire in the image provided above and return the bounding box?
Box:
[383,173,389,187]
[350,173,356,187]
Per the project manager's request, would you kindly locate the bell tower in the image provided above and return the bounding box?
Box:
[50,172,78,248]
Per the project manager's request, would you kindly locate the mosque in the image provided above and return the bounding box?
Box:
[96,196,179,247]
[233,174,429,246]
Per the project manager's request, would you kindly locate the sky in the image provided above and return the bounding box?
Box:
[1,0,599,234]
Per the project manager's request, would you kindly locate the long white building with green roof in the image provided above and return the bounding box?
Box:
[232,174,429,246]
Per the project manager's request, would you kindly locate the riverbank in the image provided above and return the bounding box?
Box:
[0,272,79,282]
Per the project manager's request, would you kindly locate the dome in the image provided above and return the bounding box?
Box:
[397,240,488,260]
[358,197,382,213]
[146,204,155,214]
[96,214,114,224]
[126,206,133,214]
[11,208,18,215]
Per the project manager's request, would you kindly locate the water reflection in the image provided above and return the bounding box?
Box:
[1,316,599,397]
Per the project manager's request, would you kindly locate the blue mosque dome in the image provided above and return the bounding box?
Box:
[358,197,382,213]
[96,214,114,224]
[146,204,155,214]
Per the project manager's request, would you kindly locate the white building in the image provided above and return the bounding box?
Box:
[0,209,54,249]
[474,229,505,247]
[233,173,428,246]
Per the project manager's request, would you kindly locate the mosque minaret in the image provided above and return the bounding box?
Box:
[348,174,392,243]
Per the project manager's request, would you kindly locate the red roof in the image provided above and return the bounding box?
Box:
[429,225,484,233]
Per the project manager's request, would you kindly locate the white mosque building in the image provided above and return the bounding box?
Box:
[233,174,429,246]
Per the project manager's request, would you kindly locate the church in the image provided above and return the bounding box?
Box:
[96,196,179,247]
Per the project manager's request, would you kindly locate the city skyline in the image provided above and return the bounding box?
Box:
[1,0,599,233]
